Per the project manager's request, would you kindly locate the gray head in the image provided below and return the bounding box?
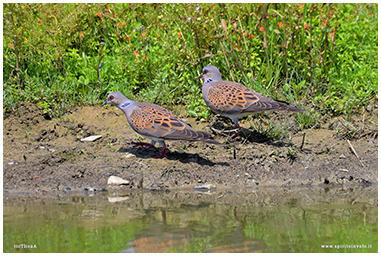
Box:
[102,91,133,109]
[197,65,222,83]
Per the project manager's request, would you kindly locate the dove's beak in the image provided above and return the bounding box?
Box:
[197,74,204,81]
[102,100,108,106]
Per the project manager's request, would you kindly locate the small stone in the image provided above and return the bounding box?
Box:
[81,135,102,142]
[338,177,350,184]
[8,161,14,165]
[366,104,373,112]
[244,172,253,179]
[193,183,217,190]
[339,154,346,159]
[49,148,56,152]
[124,153,135,159]
[107,175,130,186]
[108,197,129,203]
[84,187,96,192]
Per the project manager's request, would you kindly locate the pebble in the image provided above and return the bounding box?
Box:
[107,175,130,186]
[81,135,102,142]
[193,183,217,190]
[84,187,96,192]
[338,178,351,184]
[108,197,129,203]
[339,154,346,159]
[124,153,135,159]
[245,172,253,179]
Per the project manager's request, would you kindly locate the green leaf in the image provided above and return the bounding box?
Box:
[99,61,108,69]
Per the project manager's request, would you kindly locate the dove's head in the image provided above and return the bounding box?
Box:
[102,91,133,110]
[197,65,222,84]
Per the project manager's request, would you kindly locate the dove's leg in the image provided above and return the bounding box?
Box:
[154,141,168,158]
[230,118,240,139]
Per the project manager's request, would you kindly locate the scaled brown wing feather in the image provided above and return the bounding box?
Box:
[207,81,260,114]
[162,116,215,142]
[127,103,180,138]
[210,81,303,113]
[128,103,217,142]
[244,92,305,113]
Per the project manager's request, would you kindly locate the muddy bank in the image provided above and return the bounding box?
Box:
[3,102,378,195]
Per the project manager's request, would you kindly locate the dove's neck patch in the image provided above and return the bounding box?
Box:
[119,100,132,110]
[205,78,217,84]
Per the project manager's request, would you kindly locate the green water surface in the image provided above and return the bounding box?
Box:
[3,186,377,253]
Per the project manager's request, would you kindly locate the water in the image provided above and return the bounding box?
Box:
[3,185,377,253]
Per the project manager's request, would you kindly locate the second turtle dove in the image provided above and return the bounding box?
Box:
[198,65,305,138]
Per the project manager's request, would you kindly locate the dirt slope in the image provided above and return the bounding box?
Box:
[3,102,378,195]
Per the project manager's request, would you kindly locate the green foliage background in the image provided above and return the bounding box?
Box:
[3,3,378,120]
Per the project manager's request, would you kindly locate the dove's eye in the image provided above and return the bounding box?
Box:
[109,95,114,100]
[204,70,208,74]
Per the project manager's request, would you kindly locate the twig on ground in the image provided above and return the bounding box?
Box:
[210,127,239,135]
[300,132,306,150]
[347,139,364,167]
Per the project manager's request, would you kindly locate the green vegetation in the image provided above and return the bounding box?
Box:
[3,3,378,127]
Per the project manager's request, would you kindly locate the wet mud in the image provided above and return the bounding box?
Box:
[3,102,378,195]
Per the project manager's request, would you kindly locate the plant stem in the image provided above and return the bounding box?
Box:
[238,17,253,84]
[9,6,20,86]
[282,4,287,78]
[213,18,234,81]
[262,4,271,79]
